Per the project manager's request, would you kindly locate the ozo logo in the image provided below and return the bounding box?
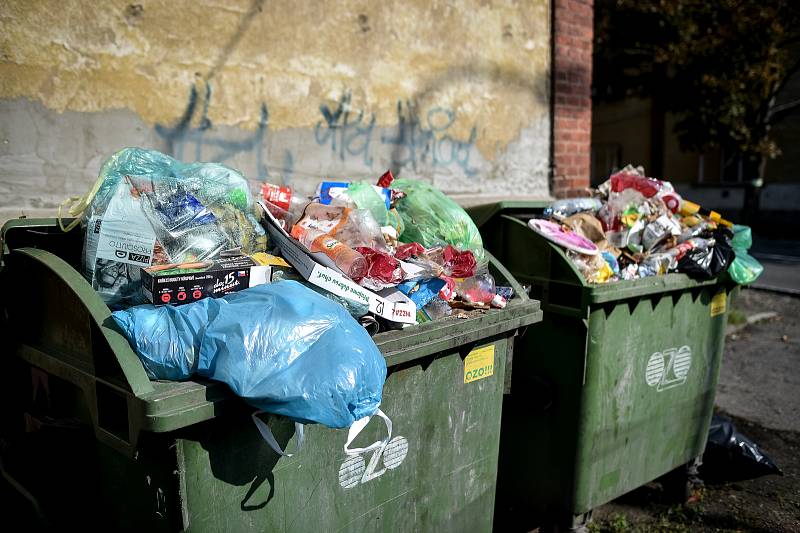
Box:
[645,345,692,391]
[338,436,409,489]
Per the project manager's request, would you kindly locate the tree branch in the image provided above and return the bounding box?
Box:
[769,98,800,122]
[764,58,800,128]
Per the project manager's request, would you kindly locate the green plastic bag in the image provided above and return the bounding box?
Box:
[392,178,484,261]
[346,181,389,225]
[729,251,764,285]
[732,224,753,250]
[729,224,763,285]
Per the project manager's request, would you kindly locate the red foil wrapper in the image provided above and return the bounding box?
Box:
[356,247,404,285]
[395,242,426,260]
[377,169,395,188]
[443,245,477,278]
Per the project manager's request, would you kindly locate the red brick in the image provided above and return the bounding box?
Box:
[556,34,576,48]
[568,71,589,85]
[554,155,572,167]
[566,95,582,107]
[566,142,582,153]
[557,117,578,130]
[552,0,593,199]
[555,80,574,93]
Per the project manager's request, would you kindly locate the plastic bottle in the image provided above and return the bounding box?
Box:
[544,197,603,218]
[290,226,368,280]
[455,272,506,307]
[261,183,309,228]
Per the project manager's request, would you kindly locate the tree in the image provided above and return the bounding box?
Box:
[594,0,800,183]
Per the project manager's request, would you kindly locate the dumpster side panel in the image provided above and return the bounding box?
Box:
[1,219,542,531]
[496,286,729,525]
[572,286,729,513]
[172,339,509,532]
[496,312,589,525]
[473,201,732,527]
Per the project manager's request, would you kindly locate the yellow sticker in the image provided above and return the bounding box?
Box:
[710,292,727,317]
[464,345,495,384]
[250,252,291,267]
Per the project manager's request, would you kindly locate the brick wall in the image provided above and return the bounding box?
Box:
[551,0,594,198]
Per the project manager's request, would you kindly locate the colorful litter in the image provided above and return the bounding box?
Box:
[535,164,763,284]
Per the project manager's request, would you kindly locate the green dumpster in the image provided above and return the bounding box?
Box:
[468,202,734,531]
[0,218,542,532]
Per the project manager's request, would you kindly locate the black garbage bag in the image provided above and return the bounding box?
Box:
[678,227,735,279]
[700,414,782,483]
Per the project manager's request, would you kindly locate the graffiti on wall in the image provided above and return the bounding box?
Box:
[315,93,479,176]
[381,100,478,176]
[314,92,376,168]
[155,84,480,184]
[154,84,280,182]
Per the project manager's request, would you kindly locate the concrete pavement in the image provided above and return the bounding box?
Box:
[749,235,800,294]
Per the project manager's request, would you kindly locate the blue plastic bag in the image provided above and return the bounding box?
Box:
[112,281,386,429]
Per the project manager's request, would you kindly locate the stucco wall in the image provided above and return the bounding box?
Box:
[0,0,551,221]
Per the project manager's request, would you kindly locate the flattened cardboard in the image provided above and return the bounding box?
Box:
[258,201,416,324]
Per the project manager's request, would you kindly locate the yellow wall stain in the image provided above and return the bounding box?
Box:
[0,0,550,159]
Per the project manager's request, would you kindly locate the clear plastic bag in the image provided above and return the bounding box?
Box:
[295,203,388,252]
[423,297,453,320]
[76,148,266,307]
[260,182,310,229]
[356,247,404,291]
[568,250,615,283]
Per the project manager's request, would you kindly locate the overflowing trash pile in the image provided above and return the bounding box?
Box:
[59,147,513,438]
[68,148,267,308]
[533,165,764,285]
[63,148,509,324]
[258,169,508,327]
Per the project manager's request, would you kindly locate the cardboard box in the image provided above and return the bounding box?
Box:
[141,254,293,306]
[258,201,417,325]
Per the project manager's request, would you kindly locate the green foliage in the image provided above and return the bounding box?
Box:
[595,0,800,168]
[588,514,630,533]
